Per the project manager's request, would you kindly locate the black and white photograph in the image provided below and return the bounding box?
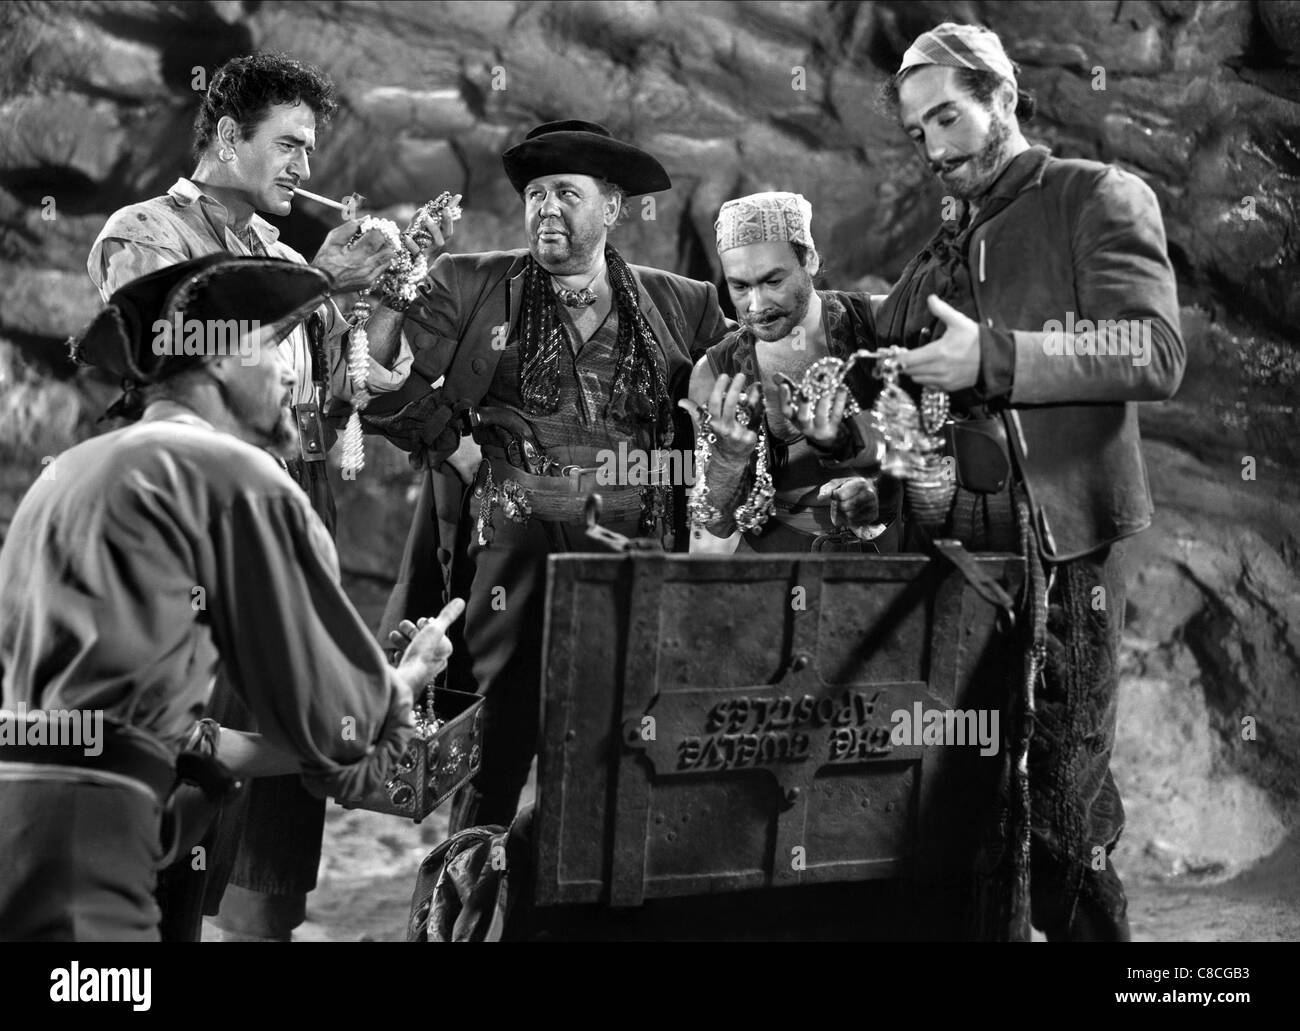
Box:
[0,0,1295,988]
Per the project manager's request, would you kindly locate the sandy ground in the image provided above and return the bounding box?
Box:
[197,576,1300,943]
[200,788,1300,942]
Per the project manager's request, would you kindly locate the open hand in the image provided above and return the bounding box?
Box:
[776,375,849,450]
[677,372,761,463]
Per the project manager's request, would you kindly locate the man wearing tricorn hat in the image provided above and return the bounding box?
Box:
[87,51,458,942]
[864,22,1185,939]
[683,190,900,553]
[0,255,464,941]
[365,120,729,830]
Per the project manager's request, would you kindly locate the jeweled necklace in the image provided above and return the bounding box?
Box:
[552,265,603,309]
[787,346,956,531]
[687,395,776,535]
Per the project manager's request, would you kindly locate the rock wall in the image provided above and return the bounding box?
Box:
[1,0,1298,879]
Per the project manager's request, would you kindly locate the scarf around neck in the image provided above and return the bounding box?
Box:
[517,244,672,443]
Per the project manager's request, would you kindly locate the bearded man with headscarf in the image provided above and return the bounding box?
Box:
[869,22,1186,940]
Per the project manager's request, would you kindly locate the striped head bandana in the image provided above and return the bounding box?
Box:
[898,22,1017,87]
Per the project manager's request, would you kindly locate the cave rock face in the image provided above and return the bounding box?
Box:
[1,1,1297,881]
[1,1,1296,342]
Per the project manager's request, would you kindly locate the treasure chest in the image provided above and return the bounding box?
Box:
[339,687,484,822]
[532,550,1024,909]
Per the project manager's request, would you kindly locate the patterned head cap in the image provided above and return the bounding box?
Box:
[715,191,815,256]
[898,22,1017,88]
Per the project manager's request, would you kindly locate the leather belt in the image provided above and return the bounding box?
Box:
[487,457,609,496]
[483,457,646,522]
[0,716,175,803]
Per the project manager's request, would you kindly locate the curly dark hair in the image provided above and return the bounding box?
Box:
[192,52,338,162]
[877,64,1036,124]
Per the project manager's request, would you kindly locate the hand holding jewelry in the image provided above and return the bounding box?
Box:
[339,192,464,477]
[687,405,775,534]
[683,373,774,534]
[785,346,955,530]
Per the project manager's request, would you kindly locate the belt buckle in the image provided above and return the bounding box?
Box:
[294,401,327,463]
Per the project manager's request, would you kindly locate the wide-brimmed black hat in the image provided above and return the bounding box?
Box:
[502,119,671,197]
[71,255,330,385]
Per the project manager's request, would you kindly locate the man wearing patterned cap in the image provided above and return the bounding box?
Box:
[869,22,1186,939]
[364,120,729,830]
[682,191,899,553]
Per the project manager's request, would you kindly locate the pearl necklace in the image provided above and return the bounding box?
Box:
[340,192,462,476]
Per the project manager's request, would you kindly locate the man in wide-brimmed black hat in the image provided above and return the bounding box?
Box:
[364,120,730,831]
[0,256,464,941]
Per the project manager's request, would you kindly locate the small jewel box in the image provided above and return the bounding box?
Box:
[338,687,484,823]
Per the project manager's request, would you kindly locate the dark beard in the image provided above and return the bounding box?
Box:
[942,114,1013,201]
[264,410,298,458]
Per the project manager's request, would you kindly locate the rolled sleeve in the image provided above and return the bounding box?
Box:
[206,486,415,800]
[366,332,414,394]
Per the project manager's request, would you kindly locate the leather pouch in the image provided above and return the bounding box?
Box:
[946,417,1011,494]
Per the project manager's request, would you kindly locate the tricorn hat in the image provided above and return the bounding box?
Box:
[71,255,331,386]
[502,119,671,197]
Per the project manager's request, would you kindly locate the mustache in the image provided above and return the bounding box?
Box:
[742,308,787,325]
[931,156,969,175]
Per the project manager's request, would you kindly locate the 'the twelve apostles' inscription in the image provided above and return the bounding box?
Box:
[674,691,894,772]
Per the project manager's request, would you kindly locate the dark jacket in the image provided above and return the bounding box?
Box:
[365,249,730,627]
[966,153,1185,560]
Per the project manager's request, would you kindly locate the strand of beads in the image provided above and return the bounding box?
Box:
[687,402,775,534]
[339,298,374,476]
[794,356,863,417]
[339,194,463,477]
[341,217,414,477]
